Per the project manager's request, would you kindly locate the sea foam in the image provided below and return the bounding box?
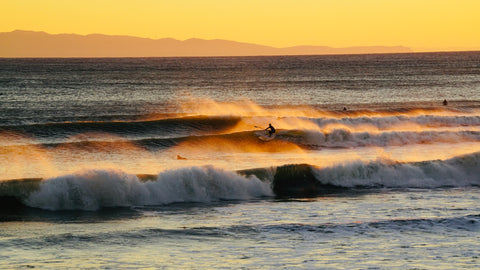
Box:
[312,152,480,188]
[26,166,272,211]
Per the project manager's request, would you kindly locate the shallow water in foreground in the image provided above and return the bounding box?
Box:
[2,189,480,269]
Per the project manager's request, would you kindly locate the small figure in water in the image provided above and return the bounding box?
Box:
[265,123,276,137]
[443,99,448,106]
[343,107,347,111]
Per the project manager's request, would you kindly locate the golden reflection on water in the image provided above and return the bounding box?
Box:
[2,101,480,181]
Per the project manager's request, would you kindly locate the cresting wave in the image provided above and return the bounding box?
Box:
[2,151,480,211]
[2,128,480,153]
[0,116,241,146]
[79,129,480,151]
[2,112,480,150]
[20,166,272,211]
[311,114,480,130]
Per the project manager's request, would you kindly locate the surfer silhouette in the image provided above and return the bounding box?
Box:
[443,99,448,106]
[265,123,276,137]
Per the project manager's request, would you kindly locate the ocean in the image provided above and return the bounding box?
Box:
[1,52,480,269]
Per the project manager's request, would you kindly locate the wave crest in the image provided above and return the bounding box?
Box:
[26,166,272,211]
[313,152,480,188]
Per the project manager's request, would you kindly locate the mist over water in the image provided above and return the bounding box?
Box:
[1,52,480,268]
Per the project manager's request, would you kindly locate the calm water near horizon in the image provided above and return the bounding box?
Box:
[1,52,480,269]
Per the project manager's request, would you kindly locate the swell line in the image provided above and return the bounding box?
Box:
[2,129,480,152]
[0,116,241,144]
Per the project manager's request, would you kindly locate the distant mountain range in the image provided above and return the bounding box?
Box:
[0,30,412,57]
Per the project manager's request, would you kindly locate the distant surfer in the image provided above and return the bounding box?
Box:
[265,123,276,137]
[443,99,448,106]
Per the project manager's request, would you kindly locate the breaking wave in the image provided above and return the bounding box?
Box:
[3,128,480,153]
[23,166,272,211]
[311,115,480,130]
[2,109,480,153]
[1,151,480,211]
[281,129,480,149]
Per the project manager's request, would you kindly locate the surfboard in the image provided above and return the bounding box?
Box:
[257,131,276,141]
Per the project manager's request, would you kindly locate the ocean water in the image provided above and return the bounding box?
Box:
[1,52,480,269]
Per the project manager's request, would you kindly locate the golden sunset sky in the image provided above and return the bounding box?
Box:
[1,0,479,51]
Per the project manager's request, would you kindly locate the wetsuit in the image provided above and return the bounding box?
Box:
[266,124,275,136]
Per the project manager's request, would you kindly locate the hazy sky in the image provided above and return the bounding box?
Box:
[1,0,479,51]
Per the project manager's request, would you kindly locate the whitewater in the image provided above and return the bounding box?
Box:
[1,52,480,269]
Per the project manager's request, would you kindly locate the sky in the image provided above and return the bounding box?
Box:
[1,0,479,52]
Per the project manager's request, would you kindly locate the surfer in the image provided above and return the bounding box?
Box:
[265,123,276,137]
[443,99,448,106]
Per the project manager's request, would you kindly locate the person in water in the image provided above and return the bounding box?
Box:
[265,123,276,136]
